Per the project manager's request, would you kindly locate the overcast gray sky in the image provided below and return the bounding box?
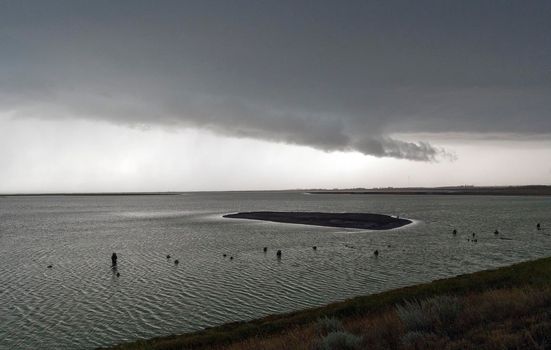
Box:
[1,1,550,192]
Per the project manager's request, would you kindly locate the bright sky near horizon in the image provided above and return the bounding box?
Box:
[1,1,551,193]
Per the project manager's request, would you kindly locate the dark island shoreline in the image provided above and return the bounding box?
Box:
[223,211,412,230]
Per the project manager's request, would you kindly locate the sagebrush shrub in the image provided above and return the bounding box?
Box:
[315,316,344,336]
[401,330,429,346]
[396,300,432,332]
[318,331,362,350]
[396,295,462,332]
[423,295,462,324]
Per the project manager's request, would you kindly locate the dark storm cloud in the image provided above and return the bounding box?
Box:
[1,1,550,161]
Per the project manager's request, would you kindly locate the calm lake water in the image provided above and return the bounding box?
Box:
[1,192,550,349]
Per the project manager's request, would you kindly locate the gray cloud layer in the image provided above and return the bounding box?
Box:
[1,1,550,160]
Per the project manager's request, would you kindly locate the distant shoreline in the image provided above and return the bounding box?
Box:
[223,211,411,230]
[2,185,551,197]
[307,185,551,196]
[308,191,551,196]
[0,192,184,197]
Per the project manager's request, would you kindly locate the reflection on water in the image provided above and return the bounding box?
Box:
[0,192,550,349]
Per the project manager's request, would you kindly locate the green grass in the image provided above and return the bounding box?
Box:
[104,256,551,350]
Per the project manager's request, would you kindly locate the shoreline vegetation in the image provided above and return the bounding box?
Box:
[223,211,412,230]
[106,256,551,350]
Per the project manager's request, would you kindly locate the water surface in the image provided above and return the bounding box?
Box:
[1,192,550,349]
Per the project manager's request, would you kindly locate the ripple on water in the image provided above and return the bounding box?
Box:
[1,194,551,349]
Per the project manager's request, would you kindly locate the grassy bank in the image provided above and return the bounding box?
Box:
[106,257,551,350]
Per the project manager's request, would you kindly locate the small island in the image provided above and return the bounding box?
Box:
[223,211,411,230]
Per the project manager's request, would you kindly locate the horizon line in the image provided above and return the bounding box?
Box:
[2,184,551,196]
